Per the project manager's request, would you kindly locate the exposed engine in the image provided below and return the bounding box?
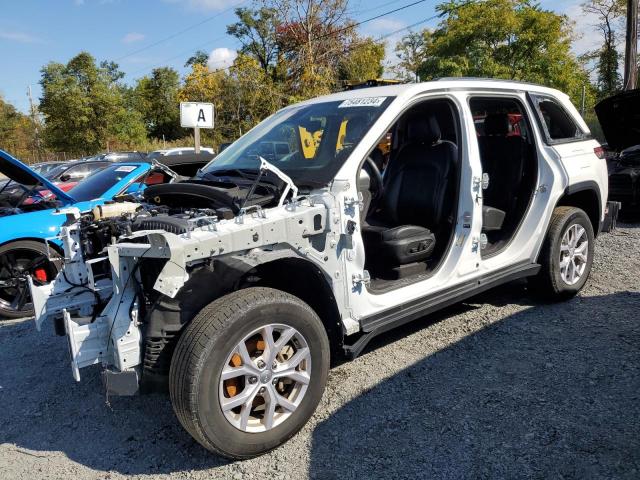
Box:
[77,177,279,262]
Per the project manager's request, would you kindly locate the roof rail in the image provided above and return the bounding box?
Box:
[433,77,548,88]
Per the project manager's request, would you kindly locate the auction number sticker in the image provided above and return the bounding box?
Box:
[338,97,387,108]
[115,166,137,173]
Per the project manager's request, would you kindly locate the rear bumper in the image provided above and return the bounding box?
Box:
[601,201,622,232]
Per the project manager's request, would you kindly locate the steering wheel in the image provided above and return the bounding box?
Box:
[364,156,384,202]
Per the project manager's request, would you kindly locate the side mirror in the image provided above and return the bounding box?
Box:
[59,174,71,182]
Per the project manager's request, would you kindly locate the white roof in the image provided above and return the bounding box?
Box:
[297,78,567,106]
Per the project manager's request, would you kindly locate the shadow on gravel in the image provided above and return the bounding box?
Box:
[0,320,227,475]
[309,291,640,479]
[2,291,639,477]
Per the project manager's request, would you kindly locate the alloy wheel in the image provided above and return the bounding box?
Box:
[559,223,589,286]
[219,323,312,433]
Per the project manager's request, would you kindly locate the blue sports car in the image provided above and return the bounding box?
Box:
[0,150,176,318]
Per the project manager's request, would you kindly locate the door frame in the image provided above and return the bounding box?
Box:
[334,90,485,323]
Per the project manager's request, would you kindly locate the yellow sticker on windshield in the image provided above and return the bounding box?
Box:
[338,97,387,108]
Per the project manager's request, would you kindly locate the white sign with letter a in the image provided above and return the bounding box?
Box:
[180,102,214,129]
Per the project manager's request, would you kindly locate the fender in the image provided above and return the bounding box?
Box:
[140,248,314,391]
[561,180,603,235]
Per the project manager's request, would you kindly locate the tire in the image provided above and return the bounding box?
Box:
[531,206,595,299]
[169,287,330,459]
[0,240,61,319]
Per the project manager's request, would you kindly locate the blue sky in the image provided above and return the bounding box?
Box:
[1,0,592,113]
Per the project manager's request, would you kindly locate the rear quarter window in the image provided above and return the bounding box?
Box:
[530,94,586,144]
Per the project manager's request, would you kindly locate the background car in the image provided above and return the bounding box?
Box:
[42,159,112,191]
[147,147,214,159]
[30,161,66,177]
[86,151,147,162]
[0,150,176,319]
[595,88,640,218]
[152,151,215,177]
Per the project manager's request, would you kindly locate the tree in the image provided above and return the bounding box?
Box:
[179,63,226,146]
[394,31,431,81]
[416,0,594,105]
[0,97,37,160]
[180,57,285,146]
[272,0,356,98]
[185,50,210,68]
[134,67,184,141]
[338,37,385,83]
[39,52,145,155]
[583,0,624,98]
[227,7,281,77]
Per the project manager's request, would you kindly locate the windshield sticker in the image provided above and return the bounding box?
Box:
[338,97,387,108]
[115,166,136,173]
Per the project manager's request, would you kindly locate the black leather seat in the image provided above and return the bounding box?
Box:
[363,114,457,266]
[478,113,527,216]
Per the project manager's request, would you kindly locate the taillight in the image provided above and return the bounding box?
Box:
[594,146,606,159]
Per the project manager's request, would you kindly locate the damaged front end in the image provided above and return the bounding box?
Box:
[30,185,339,395]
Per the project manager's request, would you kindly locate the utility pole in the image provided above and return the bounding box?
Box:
[623,0,638,90]
[26,86,42,160]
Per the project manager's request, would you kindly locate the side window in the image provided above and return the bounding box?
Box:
[469,96,532,143]
[531,95,583,142]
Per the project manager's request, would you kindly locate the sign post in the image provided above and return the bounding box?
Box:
[180,102,214,153]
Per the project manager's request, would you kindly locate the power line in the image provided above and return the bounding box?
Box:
[128,33,233,76]
[211,11,444,105]
[114,0,248,62]
[128,0,430,80]
[186,0,432,80]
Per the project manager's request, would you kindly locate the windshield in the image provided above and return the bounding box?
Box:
[200,97,394,186]
[68,164,140,201]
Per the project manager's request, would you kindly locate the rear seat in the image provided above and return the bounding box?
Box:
[478,113,527,226]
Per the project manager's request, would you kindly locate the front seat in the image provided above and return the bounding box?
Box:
[363,114,457,266]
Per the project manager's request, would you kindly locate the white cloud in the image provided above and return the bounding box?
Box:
[208,47,237,70]
[122,32,145,44]
[367,18,406,34]
[0,31,42,44]
[74,0,85,5]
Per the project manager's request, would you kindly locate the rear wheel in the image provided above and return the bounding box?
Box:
[532,207,594,299]
[0,240,61,319]
[169,287,330,459]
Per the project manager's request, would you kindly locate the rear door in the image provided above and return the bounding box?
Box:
[528,94,599,186]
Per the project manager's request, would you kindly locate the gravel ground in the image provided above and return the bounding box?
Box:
[1,222,639,479]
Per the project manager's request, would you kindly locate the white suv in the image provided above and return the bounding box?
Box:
[31,79,608,459]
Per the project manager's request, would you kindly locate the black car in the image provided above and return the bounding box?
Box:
[595,89,640,217]
[146,151,215,177]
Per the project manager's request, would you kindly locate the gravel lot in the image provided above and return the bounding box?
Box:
[1,222,639,479]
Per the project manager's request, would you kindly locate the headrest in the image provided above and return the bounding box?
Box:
[483,113,510,136]
[407,114,441,144]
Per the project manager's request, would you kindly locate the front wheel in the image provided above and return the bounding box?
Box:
[0,240,61,319]
[169,287,330,459]
[531,206,595,299]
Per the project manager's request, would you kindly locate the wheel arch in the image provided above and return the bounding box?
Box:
[141,254,343,391]
[555,181,602,236]
[248,257,343,357]
[0,237,64,256]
